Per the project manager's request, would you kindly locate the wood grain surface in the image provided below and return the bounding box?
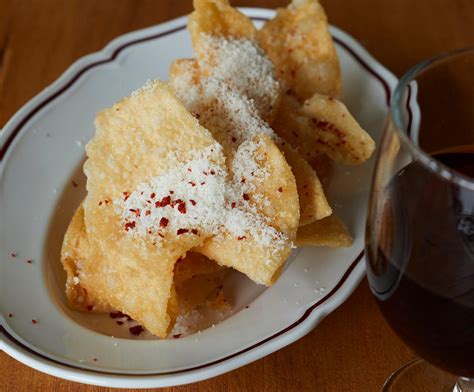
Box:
[1,1,473,391]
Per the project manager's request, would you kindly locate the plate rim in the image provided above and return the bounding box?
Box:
[0,7,398,388]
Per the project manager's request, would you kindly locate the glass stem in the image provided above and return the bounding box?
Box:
[454,377,474,392]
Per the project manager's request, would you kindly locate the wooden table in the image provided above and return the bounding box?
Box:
[1,1,472,390]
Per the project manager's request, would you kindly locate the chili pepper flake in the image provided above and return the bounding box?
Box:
[231,202,236,209]
[87,305,94,311]
[177,228,189,235]
[159,217,169,228]
[145,210,151,216]
[129,325,144,336]
[173,334,182,339]
[160,196,171,207]
[278,187,283,193]
[177,202,186,214]
[124,221,136,231]
[191,229,198,235]
[237,236,246,240]
[26,259,33,264]
[190,199,196,206]
[188,181,196,187]
[150,192,156,199]
[32,319,37,324]
[242,193,250,201]
[117,321,124,326]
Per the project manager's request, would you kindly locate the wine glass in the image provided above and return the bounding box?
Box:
[366,47,474,391]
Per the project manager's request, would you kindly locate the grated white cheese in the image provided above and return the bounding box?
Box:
[116,144,288,253]
[200,34,280,118]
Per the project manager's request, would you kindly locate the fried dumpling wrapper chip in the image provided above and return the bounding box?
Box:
[188,0,256,54]
[257,0,341,100]
[296,214,353,247]
[273,93,375,165]
[82,80,226,338]
[195,134,299,285]
[61,204,227,330]
[302,93,376,165]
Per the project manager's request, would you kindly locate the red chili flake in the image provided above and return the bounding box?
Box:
[32,319,37,324]
[129,325,144,336]
[140,191,144,195]
[147,229,153,235]
[116,321,124,326]
[129,208,136,213]
[187,167,192,172]
[158,233,164,238]
[11,253,16,258]
[150,193,156,199]
[188,181,196,187]
[242,193,250,201]
[155,201,161,208]
[231,136,237,142]
[237,236,246,241]
[231,202,236,209]
[162,196,172,207]
[160,217,169,228]
[177,202,186,214]
[26,259,32,264]
[8,313,13,317]
[241,178,246,184]
[190,199,196,206]
[98,201,103,206]
[173,334,182,339]
[174,199,183,204]
[109,311,131,320]
[170,191,174,194]
[123,192,130,201]
[245,305,249,309]
[71,180,78,187]
[210,170,215,175]
[191,229,198,235]
[200,182,205,186]
[278,187,283,193]
[105,199,110,204]
[134,209,141,217]
[87,305,94,311]
[124,221,136,231]
[145,210,151,216]
[177,228,189,235]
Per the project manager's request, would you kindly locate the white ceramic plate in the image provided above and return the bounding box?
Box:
[0,8,397,388]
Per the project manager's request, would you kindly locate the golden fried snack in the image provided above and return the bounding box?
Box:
[257,0,341,100]
[280,144,331,224]
[302,93,376,164]
[82,80,225,338]
[296,214,353,247]
[273,93,375,165]
[61,204,226,323]
[188,0,256,56]
[195,134,299,285]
